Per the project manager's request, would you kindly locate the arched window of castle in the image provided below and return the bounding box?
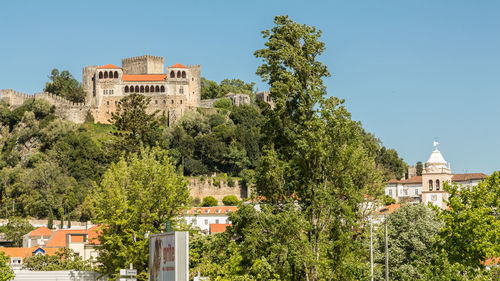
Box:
[140,86,144,93]
[145,86,150,93]
[180,100,183,104]
[429,180,433,191]
[125,86,129,93]
[156,86,160,92]
[176,71,181,78]
[104,72,108,79]
[135,86,139,93]
[155,100,158,104]
[163,100,166,104]
[161,86,165,92]
[182,71,186,78]
[114,71,118,79]
[99,72,103,79]
[150,86,155,93]
[170,71,175,78]
[436,179,440,190]
[171,100,174,104]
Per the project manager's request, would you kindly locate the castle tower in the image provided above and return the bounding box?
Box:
[122,55,164,75]
[421,141,452,208]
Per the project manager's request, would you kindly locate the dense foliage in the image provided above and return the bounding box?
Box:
[22,248,91,271]
[44,69,86,103]
[0,252,14,281]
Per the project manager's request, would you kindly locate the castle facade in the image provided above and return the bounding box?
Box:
[83,55,201,124]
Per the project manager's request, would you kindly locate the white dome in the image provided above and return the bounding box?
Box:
[427,149,447,165]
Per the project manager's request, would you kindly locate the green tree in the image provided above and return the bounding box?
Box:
[110,93,160,150]
[44,69,86,103]
[201,196,218,207]
[213,97,233,111]
[0,217,35,247]
[375,204,442,280]
[376,147,408,180]
[437,172,500,270]
[224,15,383,280]
[222,195,239,206]
[416,161,423,176]
[0,252,14,281]
[91,147,189,280]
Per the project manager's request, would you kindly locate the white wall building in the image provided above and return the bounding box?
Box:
[181,206,237,234]
[385,142,487,207]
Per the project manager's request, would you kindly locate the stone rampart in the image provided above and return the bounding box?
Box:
[1,89,90,124]
[188,176,248,204]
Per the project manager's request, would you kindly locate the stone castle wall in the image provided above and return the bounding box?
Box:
[0,89,90,124]
[188,177,248,204]
[122,55,164,74]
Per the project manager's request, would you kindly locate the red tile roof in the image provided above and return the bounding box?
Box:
[375,204,401,215]
[0,247,59,259]
[452,173,488,181]
[122,74,167,82]
[28,226,53,237]
[186,206,238,215]
[44,226,102,248]
[484,257,499,266]
[97,64,121,69]
[169,63,187,68]
[210,224,231,234]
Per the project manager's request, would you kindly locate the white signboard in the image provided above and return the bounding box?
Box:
[149,231,189,281]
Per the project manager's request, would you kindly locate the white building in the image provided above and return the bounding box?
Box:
[385,142,487,208]
[181,206,237,234]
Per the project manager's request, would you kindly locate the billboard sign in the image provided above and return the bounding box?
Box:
[149,231,189,281]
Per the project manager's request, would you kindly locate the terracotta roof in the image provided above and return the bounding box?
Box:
[452,173,488,182]
[97,64,121,69]
[186,206,238,215]
[169,63,187,68]
[122,74,167,82]
[401,176,422,184]
[374,204,401,215]
[28,226,53,237]
[484,257,500,266]
[44,227,102,248]
[209,224,231,234]
[0,247,59,259]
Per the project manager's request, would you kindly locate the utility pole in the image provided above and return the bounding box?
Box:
[385,213,389,281]
[370,215,374,281]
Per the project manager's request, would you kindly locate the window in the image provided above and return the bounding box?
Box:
[99,72,103,79]
[177,71,181,78]
[155,100,158,104]
[415,189,419,195]
[156,86,160,92]
[204,219,208,225]
[163,100,166,104]
[114,101,117,105]
[179,87,184,94]
[125,86,129,93]
[436,179,440,190]
[135,86,140,92]
[170,71,175,78]
[106,101,109,105]
[145,86,150,93]
[160,86,165,92]
[403,189,408,196]
[180,100,182,104]
[140,86,144,93]
[429,180,433,191]
[182,71,186,78]
[171,100,174,104]
[114,71,118,78]
[104,72,108,79]
[216,219,219,224]
[388,189,392,196]
[150,85,155,93]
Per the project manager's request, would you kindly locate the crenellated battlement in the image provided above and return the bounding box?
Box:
[122,55,164,63]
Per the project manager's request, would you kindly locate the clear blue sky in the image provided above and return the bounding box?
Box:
[1,0,499,174]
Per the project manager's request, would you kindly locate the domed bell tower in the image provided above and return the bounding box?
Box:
[421,141,452,208]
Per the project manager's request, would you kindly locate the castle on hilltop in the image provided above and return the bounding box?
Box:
[1,55,201,124]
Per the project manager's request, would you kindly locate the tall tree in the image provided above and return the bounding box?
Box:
[110,93,160,150]
[44,69,86,103]
[416,161,423,176]
[226,15,382,281]
[91,147,189,280]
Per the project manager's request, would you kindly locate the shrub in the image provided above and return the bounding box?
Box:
[213,97,233,110]
[222,195,239,206]
[383,195,396,205]
[201,196,218,207]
